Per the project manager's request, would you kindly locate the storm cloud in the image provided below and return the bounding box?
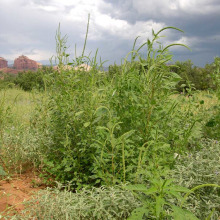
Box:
[0,0,219,66]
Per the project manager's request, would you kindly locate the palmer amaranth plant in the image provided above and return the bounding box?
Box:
[33,21,194,184]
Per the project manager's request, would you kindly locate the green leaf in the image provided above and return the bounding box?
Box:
[168,191,184,203]
[163,178,174,188]
[125,184,147,192]
[200,100,204,104]
[44,160,54,168]
[96,126,109,132]
[156,196,165,218]
[75,111,84,117]
[84,122,91,127]
[127,207,148,220]
[170,72,182,81]
[0,165,6,176]
[143,186,158,195]
[125,184,158,195]
[64,166,72,172]
[120,130,135,140]
[172,205,199,220]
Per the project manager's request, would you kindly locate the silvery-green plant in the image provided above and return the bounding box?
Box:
[171,139,220,219]
[7,185,140,220]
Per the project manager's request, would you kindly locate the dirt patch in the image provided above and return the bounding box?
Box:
[0,172,45,216]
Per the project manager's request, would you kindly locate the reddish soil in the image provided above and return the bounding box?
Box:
[0,172,45,217]
[0,68,21,74]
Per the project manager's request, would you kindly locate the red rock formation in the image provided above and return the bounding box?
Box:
[14,55,38,70]
[0,57,8,69]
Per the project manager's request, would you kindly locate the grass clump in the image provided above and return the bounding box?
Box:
[0,88,45,173]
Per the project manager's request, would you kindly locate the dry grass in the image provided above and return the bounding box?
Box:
[172,91,219,116]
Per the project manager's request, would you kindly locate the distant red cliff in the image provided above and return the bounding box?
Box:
[14,55,38,70]
[0,57,8,68]
[0,55,41,74]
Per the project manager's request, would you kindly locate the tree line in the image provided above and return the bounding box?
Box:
[0,57,219,92]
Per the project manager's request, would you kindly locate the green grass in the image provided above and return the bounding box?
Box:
[172,91,219,113]
[0,88,44,174]
[0,88,40,125]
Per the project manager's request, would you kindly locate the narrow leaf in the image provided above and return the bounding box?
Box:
[156,196,165,218]
[128,207,148,220]
[84,122,91,127]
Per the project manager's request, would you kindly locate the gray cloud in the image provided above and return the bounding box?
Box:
[102,0,220,66]
[0,0,219,66]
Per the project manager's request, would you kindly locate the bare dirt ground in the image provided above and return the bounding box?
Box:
[0,171,45,217]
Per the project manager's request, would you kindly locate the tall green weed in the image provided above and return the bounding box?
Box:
[32,25,200,186]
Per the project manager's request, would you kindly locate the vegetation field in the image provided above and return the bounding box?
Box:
[0,26,220,219]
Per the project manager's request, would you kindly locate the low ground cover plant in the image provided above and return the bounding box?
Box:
[7,185,140,220]
[171,139,220,219]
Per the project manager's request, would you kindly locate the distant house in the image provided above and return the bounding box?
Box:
[53,64,91,72]
[74,64,91,71]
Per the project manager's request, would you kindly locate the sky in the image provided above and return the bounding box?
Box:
[0,0,220,67]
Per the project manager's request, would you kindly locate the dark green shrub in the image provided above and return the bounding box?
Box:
[171,60,216,92]
[0,73,17,89]
[14,66,53,91]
